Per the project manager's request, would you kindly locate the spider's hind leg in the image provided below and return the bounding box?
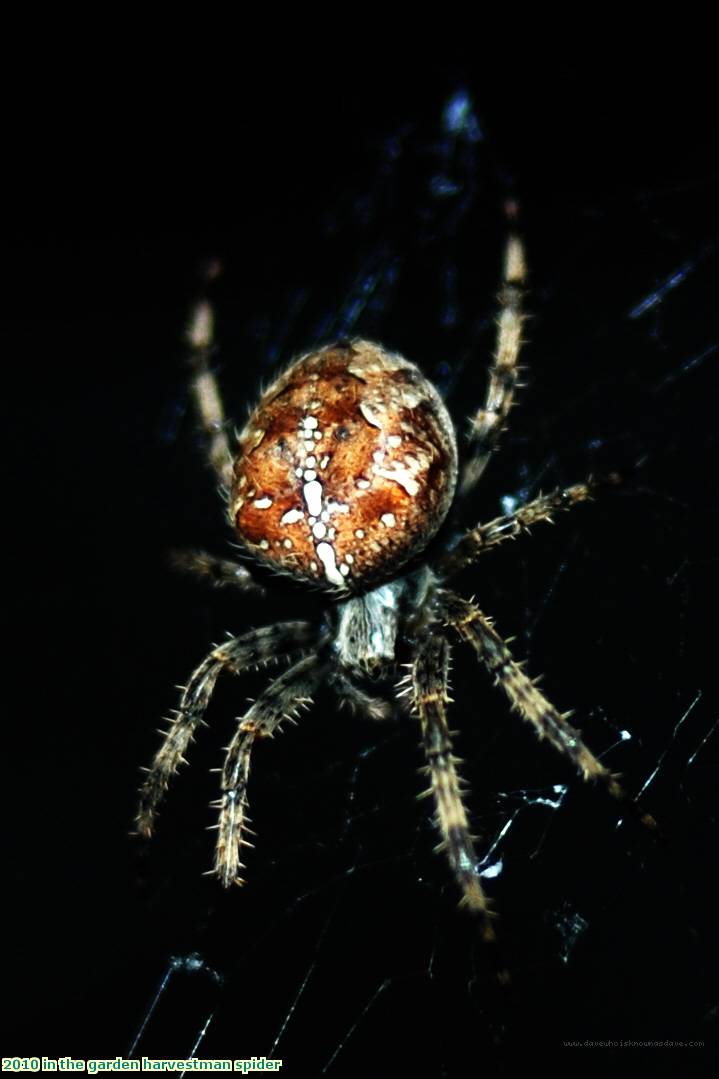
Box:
[186,260,235,492]
[459,209,527,497]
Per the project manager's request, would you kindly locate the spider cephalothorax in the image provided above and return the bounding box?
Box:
[137,227,655,948]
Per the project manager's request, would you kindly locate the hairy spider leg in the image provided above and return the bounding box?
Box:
[211,654,323,887]
[136,622,315,837]
[170,549,267,596]
[460,208,527,496]
[441,593,657,830]
[186,260,235,492]
[436,480,601,581]
[410,632,497,943]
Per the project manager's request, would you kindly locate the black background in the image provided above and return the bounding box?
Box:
[5,49,718,1076]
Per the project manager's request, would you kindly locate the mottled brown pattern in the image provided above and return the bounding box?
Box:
[231,340,457,591]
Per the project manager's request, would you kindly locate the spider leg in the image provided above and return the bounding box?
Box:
[186,260,235,491]
[436,478,617,581]
[459,210,527,496]
[170,548,266,597]
[212,653,324,887]
[441,592,657,829]
[136,622,315,837]
[410,631,496,941]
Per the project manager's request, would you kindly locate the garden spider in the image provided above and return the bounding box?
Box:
[136,218,654,946]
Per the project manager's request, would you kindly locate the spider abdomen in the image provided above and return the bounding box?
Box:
[231,339,457,592]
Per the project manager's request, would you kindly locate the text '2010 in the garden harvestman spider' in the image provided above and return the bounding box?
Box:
[136,209,656,951]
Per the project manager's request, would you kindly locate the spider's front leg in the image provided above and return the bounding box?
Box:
[136,622,315,838]
[212,653,324,887]
[410,631,496,942]
[441,592,657,830]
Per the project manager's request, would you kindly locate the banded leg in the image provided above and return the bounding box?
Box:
[186,261,234,491]
[460,213,527,496]
[213,654,323,886]
[170,548,266,597]
[436,479,607,581]
[136,622,315,836]
[411,632,496,941]
[442,592,657,828]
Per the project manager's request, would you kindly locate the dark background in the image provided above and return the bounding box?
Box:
[5,51,718,1075]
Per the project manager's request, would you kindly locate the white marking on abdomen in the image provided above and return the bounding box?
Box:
[316,541,346,587]
[374,463,420,497]
[303,479,323,517]
[359,401,382,428]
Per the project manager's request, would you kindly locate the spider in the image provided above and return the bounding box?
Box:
[136,220,654,945]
